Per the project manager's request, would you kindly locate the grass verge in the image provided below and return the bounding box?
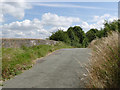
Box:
[87,31,120,88]
[2,42,72,81]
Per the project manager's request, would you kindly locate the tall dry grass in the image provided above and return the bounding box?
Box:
[88,31,120,88]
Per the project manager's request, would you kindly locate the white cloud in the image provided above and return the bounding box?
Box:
[41,13,80,27]
[48,27,68,33]
[1,0,32,22]
[81,14,118,32]
[2,19,41,31]
[1,18,48,38]
[1,13,117,38]
[41,13,80,33]
[1,13,80,39]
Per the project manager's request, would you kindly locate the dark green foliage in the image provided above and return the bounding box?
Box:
[87,20,119,41]
[64,32,71,44]
[96,30,105,38]
[49,30,65,41]
[86,29,98,42]
[67,27,80,46]
[67,27,78,42]
[50,30,70,44]
[118,19,120,33]
[49,20,118,48]
[73,26,86,44]
[49,26,86,47]
[67,26,86,47]
[82,37,89,48]
[100,20,118,37]
[104,20,118,31]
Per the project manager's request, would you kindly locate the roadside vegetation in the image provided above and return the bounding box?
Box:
[88,31,120,88]
[86,19,119,88]
[2,42,72,80]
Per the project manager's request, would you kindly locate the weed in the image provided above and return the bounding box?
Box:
[2,42,72,80]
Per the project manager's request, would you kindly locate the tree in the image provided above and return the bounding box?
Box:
[96,29,106,38]
[104,20,118,31]
[67,27,79,43]
[49,30,70,44]
[49,20,118,48]
[103,20,118,36]
[72,26,86,44]
[82,37,89,48]
[86,29,98,42]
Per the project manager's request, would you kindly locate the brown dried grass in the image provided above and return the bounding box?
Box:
[88,31,120,88]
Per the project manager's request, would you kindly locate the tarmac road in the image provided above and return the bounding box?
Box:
[3,48,91,88]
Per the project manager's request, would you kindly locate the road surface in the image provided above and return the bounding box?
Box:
[3,48,91,88]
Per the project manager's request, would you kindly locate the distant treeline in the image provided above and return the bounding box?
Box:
[49,20,119,48]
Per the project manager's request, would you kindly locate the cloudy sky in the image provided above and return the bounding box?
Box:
[1,1,118,39]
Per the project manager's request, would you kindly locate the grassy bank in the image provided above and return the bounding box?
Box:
[2,42,72,80]
[87,31,120,88]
